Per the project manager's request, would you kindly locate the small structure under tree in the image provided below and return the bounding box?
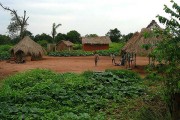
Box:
[56,40,74,51]
[82,36,111,51]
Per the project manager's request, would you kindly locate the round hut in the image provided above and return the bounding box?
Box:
[11,36,46,63]
[121,20,162,69]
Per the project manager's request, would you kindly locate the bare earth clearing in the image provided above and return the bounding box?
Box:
[0,56,149,80]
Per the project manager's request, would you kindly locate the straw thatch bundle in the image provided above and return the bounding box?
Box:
[122,28,162,56]
[82,36,111,44]
[11,36,46,60]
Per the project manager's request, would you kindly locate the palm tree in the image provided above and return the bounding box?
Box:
[51,23,61,43]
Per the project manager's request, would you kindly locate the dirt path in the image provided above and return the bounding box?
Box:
[0,56,149,80]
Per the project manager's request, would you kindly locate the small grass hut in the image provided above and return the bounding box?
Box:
[82,36,111,51]
[121,20,162,69]
[56,40,74,51]
[11,36,46,63]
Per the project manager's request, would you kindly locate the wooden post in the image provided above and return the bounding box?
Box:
[128,53,131,70]
[148,55,151,65]
[134,53,137,67]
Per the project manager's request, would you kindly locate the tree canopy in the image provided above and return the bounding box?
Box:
[85,34,98,37]
[0,34,11,45]
[121,33,133,42]
[106,28,122,42]
[34,33,53,43]
[66,30,81,43]
[55,33,67,43]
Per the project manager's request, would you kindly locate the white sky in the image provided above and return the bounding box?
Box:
[0,0,179,36]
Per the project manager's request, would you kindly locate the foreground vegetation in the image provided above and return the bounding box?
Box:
[0,69,170,120]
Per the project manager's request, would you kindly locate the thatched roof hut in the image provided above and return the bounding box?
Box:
[82,36,111,44]
[122,20,162,56]
[82,36,111,51]
[122,28,162,56]
[56,40,74,51]
[120,20,162,69]
[122,32,140,53]
[11,36,46,62]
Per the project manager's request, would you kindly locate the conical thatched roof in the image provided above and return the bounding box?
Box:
[146,20,160,29]
[122,28,162,56]
[57,40,74,46]
[82,36,111,44]
[122,20,162,56]
[11,36,46,56]
[122,32,140,52]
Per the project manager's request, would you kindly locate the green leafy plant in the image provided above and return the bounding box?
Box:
[0,69,145,119]
[0,45,11,60]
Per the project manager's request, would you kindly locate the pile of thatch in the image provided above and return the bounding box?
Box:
[11,36,46,61]
[82,36,111,44]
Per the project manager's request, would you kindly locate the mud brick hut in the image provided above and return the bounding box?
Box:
[56,40,74,51]
[11,36,46,63]
[82,36,111,51]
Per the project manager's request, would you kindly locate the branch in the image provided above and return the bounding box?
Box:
[0,2,22,25]
[23,10,29,25]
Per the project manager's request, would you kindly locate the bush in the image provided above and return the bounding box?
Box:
[0,45,11,60]
[37,40,48,49]
[73,44,82,50]
[48,50,93,57]
[0,51,11,60]
[0,45,11,51]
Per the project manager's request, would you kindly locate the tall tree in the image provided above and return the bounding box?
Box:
[0,3,29,39]
[51,23,61,43]
[151,1,179,119]
[106,28,122,42]
[67,30,81,43]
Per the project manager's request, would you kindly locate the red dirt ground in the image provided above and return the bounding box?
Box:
[0,56,149,80]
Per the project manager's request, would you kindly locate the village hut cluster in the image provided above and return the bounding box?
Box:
[9,20,162,67]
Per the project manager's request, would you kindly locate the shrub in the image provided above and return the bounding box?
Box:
[0,45,11,60]
[73,44,82,50]
[48,50,93,57]
[0,51,11,60]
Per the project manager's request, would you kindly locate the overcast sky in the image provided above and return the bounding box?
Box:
[0,0,179,36]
